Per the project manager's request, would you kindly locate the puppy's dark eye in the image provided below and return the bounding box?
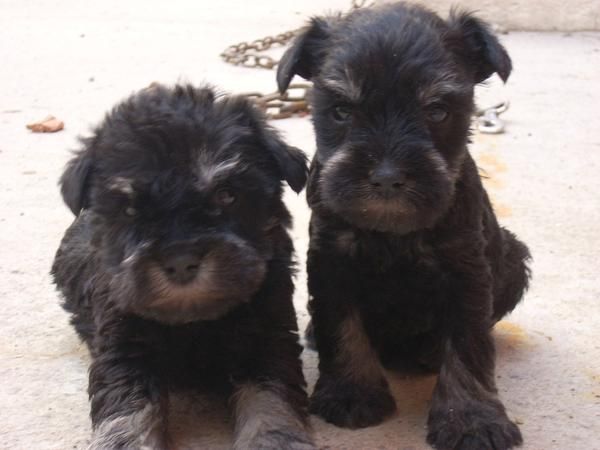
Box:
[426,105,449,123]
[215,189,235,207]
[331,105,352,123]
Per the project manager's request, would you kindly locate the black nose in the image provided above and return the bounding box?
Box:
[162,253,201,284]
[369,163,407,192]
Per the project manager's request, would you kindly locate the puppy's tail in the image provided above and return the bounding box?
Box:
[492,229,532,322]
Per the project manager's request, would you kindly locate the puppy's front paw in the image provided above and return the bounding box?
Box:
[427,403,522,450]
[235,429,316,450]
[310,376,396,428]
[88,429,167,450]
[88,405,167,450]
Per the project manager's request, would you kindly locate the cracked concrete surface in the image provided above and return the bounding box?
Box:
[1,1,599,449]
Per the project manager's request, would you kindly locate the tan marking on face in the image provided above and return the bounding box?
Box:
[147,256,225,309]
[361,198,416,218]
[419,74,469,105]
[122,242,152,267]
[108,177,135,196]
[321,66,362,102]
[197,154,241,186]
[431,150,465,183]
[428,152,450,176]
[321,148,351,181]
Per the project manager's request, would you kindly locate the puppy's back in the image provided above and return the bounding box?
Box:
[52,211,100,344]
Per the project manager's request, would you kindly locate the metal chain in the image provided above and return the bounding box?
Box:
[221,1,371,119]
[220,30,299,70]
[220,1,371,70]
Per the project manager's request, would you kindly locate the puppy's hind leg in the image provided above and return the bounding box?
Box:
[492,229,531,322]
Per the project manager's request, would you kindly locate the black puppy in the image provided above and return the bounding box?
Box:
[278,3,531,450]
[51,84,316,449]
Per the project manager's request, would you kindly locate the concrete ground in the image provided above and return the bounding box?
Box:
[1,1,599,449]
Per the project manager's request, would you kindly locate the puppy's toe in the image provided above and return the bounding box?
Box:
[309,378,396,428]
[427,406,522,450]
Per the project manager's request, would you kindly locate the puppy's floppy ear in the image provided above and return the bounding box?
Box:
[446,10,512,83]
[258,125,308,193]
[59,140,94,215]
[239,101,308,193]
[277,17,332,93]
[266,138,308,194]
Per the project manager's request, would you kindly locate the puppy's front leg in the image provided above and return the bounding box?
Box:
[308,248,396,428]
[232,382,315,450]
[88,317,167,450]
[427,258,522,450]
[231,259,315,450]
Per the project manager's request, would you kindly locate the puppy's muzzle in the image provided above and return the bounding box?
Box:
[114,235,267,323]
[159,251,202,285]
[369,162,408,198]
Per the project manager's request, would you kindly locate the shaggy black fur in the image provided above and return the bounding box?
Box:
[51,84,315,449]
[278,3,531,450]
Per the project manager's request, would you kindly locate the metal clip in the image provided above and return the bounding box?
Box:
[476,101,510,134]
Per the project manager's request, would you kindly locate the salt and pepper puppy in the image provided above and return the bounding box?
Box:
[278,3,531,450]
[52,84,316,449]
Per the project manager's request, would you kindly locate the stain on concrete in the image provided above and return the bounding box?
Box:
[493,203,513,218]
[474,151,513,218]
[494,321,535,355]
[533,330,554,341]
[478,152,508,174]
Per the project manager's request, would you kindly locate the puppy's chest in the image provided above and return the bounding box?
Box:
[162,318,260,383]
[345,232,450,335]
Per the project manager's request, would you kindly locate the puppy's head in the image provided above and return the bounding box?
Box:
[60,84,307,324]
[278,4,511,233]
